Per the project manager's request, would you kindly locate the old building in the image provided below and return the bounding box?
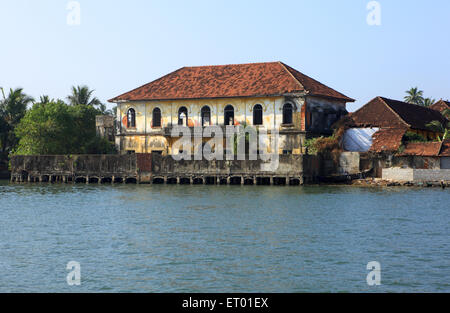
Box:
[109,61,354,155]
[95,115,115,142]
[343,97,449,153]
[430,99,450,114]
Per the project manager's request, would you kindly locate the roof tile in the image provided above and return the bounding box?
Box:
[109,62,354,102]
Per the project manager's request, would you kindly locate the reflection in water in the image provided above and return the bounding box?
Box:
[0,180,449,292]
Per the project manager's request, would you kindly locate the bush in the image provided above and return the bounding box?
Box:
[402,131,428,143]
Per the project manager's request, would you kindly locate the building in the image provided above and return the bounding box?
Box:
[430,99,450,114]
[343,97,449,153]
[95,115,115,142]
[108,61,354,155]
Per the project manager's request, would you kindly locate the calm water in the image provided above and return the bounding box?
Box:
[0,180,449,293]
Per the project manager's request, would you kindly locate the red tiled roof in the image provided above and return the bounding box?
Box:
[430,100,450,114]
[381,97,449,131]
[349,97,448,131]
[109,62,354,103]
[369,128,407,153]
[401,142,442,157]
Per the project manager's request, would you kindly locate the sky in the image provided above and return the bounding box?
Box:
[0,0,449,112]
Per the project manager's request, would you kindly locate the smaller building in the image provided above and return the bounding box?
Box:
[430,99,450,114]
[343,97,449,153]
[96,115,115,142]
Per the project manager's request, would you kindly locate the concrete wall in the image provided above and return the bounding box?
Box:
[360,153,444,178]
[10,153,319,184]
[11,154,137,181]
[383,168,450,182]
[413,169,450,181]
[150,153,305,177]
[382,168,414,181]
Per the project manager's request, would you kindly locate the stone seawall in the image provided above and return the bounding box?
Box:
[10,154,137,184]
[10,154,323,185]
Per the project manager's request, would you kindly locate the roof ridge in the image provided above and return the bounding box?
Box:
[183,61,279,69]
[108,67,186,102]
[277,61,306,92]
[378,97,411,128]
[281,62,354,102]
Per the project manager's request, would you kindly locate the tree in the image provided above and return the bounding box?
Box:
[0,88,34,161]
[426,120,450,141]
[422,98,436,107]
[15,100,76,155]
[442,108,450,119]
[404,87,424,105]
[67,85,104,106]
[37,95,54,105]
[14,99,116,155]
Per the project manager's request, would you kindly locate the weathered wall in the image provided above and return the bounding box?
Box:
[10,153,325,184]
[11,155,137,180]
[150,153,305,177]
[317,152,361,177]
[383,168,450,182]
[382,168,414,181]
[414,169,450,181]
[360,153,443,178]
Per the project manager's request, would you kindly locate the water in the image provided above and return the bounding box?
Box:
[0,180,449,293]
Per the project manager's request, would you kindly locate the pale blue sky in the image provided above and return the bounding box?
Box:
[1,0,449,112]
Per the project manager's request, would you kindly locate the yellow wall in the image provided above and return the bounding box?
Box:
[116,96,305,154]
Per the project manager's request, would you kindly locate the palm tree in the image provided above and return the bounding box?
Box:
[442,108,450,119]
[1,88,34,126]
[422,98,436,107]
[426,120,450,141]
[404,87,424,105]
[0,88,33,156]
[38,95,53,104]
[67,85,104,109]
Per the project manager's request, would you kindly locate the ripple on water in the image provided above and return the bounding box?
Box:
[0,181,449,292]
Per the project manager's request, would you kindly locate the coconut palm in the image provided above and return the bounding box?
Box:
[37,95,53,104]
[426,120,450,141]
[0,88,34,158]
[1,88,34,127]
[422,98,436,107]
[404,87,424,105]
[442,108,450,119]
[67,85,103,108]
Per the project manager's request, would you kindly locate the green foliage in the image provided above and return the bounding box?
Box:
[442,108,450,120]
[422,98,436,107]
[404,87,424,105]
[402,131,428,143]
[0,88,34,164]
[304,137,321,155]
[14,88,116,156]
[404,88,436,107]
[425,120,450,142]
[15,100,75,155]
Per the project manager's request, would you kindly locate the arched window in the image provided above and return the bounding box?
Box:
[152,108,161,128]
[178,107,188,126]
[201,106,211,126]
[282,103,293,125]
[253,104,263,125]
[224,105,234,126]
[127,108,136,128]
